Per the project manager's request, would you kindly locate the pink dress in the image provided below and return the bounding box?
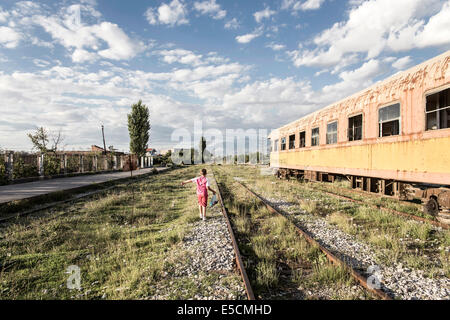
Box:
[193,176,209,207]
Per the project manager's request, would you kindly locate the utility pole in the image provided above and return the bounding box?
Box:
[101,125,107,155]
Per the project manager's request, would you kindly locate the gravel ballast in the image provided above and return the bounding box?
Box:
[150,177,246,300]
[253,187,449,300]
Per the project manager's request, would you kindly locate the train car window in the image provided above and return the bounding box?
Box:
[274,139,279,152]
[289,134,296,149]
[426,88,450,130]
[348,114,363,141]
[281,137,286,151]
[299,131,306,148]
[311,128,320,146]
[326,121,338,144]
[379,103,400,137]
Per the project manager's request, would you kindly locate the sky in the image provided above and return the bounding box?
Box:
[0,0,449,153]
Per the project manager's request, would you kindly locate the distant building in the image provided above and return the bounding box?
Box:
[145,148,158,156]
[91,145,125,155]
[91,145,105,153]
[57,145,125,156]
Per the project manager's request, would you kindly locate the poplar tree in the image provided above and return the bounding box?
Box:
[127,100,150,161]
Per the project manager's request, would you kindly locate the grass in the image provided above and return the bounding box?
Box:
[255,260,279,288]
[214,167,360,300]
[327,212,357,235]
[300,200,319,215]
[0,166,242,300]
[234,214,252,234]
[0,170,159,218]
[309,264,352,287]
[313,179,428,219]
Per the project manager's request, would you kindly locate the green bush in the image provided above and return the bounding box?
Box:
[43,154,61,176]
[83,154,95,172]
[13,157,38,179]
[66,155,80,173]
[0,156,7,184]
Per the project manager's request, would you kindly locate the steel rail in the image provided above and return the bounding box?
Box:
[211,170,255,300]
[304,182,449,230]
[235,180,393,300]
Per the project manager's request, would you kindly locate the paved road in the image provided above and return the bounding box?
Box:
[0,168,167,204]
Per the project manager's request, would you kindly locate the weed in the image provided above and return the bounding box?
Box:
[255,260,279,288]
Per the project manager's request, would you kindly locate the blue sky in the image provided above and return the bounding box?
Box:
[0,0,449,153]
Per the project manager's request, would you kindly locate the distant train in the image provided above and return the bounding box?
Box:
[269,50,450,219]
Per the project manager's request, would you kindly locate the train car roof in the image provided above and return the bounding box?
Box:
[269,50,450,138]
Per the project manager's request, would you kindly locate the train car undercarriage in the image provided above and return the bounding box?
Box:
[275,168,450,223]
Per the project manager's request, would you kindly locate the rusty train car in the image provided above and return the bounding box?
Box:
[269,50,450,218]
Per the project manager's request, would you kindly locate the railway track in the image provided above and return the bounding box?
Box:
[211,170,255,300]
[0,168,168,224]
[233,180,392,300]
[212,167,392,300]
[303,181,449,230]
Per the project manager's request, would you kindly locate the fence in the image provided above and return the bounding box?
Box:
[0,152,148,185]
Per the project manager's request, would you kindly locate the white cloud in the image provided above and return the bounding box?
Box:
[321,59,386,101]
[0,6,10,23]
[253,7,276,23]
[31,5,143,63]
[301,0,326,10]
[72,48,98,63]
[33,58,50,67]
[193,0,226,20]
[0,47,252,151]
[281,0,301,10]
[392,56,413,70]
[224,18,239,29]
[170,63,246,82]
[222,77,318,126]
[338,59,384,83]
[12,1,42,17]
[266,43,286,51]
[281,0,325,12]
[289,0,450,69]
[206,52,230,64]
[236,27,264,44]
[395,1,450,49]
[0,26,21,48]
[158,49,204,66]
[31,36,54,48]
[92,22,141,60]
[145,0,189,26]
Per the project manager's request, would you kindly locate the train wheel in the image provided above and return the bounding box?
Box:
[424,198,439,216]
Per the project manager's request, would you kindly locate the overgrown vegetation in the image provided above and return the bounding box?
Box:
[12,156,39,179]
[0,166,242,299]
[314,179,427,219]
[0,156,7,185]
[214,167,363,300]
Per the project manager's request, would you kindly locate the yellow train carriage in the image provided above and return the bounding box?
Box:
[269,50,450,216]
